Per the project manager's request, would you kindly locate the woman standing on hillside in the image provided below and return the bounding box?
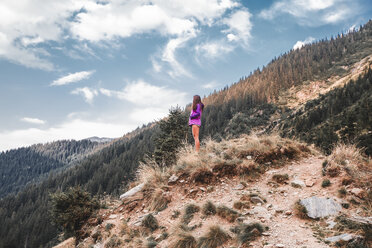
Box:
[189,95,204,152]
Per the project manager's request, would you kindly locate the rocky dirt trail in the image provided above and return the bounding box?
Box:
[72,152,369,248]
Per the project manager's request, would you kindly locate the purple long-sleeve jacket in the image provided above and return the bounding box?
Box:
[188,103,203,126]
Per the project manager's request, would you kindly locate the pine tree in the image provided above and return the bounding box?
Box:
[49,186,99,239]
[154,107,188,167]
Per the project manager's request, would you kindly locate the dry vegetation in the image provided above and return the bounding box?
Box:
[323,143,372,209]
[135,134,312,209]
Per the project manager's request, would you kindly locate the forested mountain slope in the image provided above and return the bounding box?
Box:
[0,124,159,248]
[0,20,371,248]
[0,139,109,198]
[276,68,372,155]
[203,20,372,106]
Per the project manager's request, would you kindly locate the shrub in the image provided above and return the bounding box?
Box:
[182,204,200,224]
[272,174,289,184]
[294,200,308,219]
[148,188,169,212]
[105,223,114,231]
[172,210,181,219]
[202,201,216,216]
[142,214,159,232]
[171,233,197,248]
[49,186,99,238]
[105,235,122,248]
[197,225,230,248]
[231,223,264,245]
[322,179,331,188]
[233,201,250,210]
[216,205,239,222]
[338,187,347,197]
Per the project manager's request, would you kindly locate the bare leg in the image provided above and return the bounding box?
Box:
[192,125,200,152]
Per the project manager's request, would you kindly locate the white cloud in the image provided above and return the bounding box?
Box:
[159,33,196,78]
[100,80,188,108]
[293,36,315,50]
[203,81,219,89]
[21,117,46,125]
[100,80,188,122]
[51,70,95,86]
[0,118,136,152]
[222,9,252,45]
[195,40,234,58]
[71,87,98,104]
[0,0,247,75]
[259,0,358,26]
[0,0,82,70]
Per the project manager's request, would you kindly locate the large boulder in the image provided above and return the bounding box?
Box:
[120,183,145,199]
[300,196,341,219]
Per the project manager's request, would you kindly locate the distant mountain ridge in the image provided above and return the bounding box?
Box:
[0,139,109,198]
[84,136,115,143]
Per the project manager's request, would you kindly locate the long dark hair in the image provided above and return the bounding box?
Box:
[192,95,204,111]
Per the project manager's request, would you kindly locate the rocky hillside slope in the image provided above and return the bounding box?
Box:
[60,135,371,248]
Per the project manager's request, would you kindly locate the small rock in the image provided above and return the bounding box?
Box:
[305,181,314,187]
[351,188,365,199]
[251,196,265,204]
[155,234,163,242]
[199,187,206,192]
[325,233,355,242]
[120,183,145,199]
[275,209,284,213]
[234,183,245,190]
[327,220,337,229]
[179,179,185,183]
[285,210,292,215]
[143,209,149,213]
[262,232,270,236]
[108,214,117,219]
[247,155,252,160]
[291,179,306,188]
[276,244,285,248]
[168,174,179,183]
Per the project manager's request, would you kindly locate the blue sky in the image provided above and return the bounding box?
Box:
[0,0,371,151]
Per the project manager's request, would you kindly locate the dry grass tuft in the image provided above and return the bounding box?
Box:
[182,204,200,224]
[231,222,264,245]
[129,134,312,215]
[202,201,217,216]
[216,205,239,222]
[191,167,215,184]
[325,143,371,191]
[272,173,289,184]
[233,201,250,210]
[170,233,197,248]
[294,200,308,219]
[142,214,159,232]
[197,225,230,248]
[136,158,169,197]
[148,188,170,212]
[212,161,238,177]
